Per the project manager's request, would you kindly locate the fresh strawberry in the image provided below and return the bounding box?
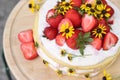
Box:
[103,32,118,50]
[85,0,95,4]
[101,0,107,5]
[104,24,110,33]
[43,26,58,40]
[21,42,38,60]
[107,5,114,17]
[90,38,102,50]
[58,18,73,31]
[71,0,82,7]
[55,34,66,46]
[18,30,33,43]
[98,18,107,25]
[107,16,114,24]
[66,30,81,49]
[82,14,97,32]
[46,9,64,28]
[65,9,82,28]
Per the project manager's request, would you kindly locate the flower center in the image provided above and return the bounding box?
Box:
[97,28,102,33]
[29,4,32,8]
[61,0,65,2]
[65,3,70,6]
[96,0,102,4]
[102,10,106,14]
[90,9,95,12]
[60,8,64,11]
[86,4,92,7]
[65,29,70,33]
[102,76,107,80]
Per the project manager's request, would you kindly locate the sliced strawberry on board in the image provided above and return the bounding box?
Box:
[18,29,33,43]
[55,34,66,46]
[46,9,64,28]
[90,38,102,50]
[21,42,38,60]
[103,32,118,50]
[43,26,58,40]
[65,9,82,28]
[66,30,81,49]
[82,14,97,32]
[58,18,73,32]
[71,0,82,7]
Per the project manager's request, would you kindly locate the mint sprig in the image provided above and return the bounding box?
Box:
[76,32,93,56]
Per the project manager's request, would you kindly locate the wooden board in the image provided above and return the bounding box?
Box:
[3,0,120,80]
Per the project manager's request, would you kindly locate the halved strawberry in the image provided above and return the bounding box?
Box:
[18,29,33,43]
[107,5,114,17]
[82,14,97,32]
[43,26,58,40]
[66,30,81,49]
[58,18,73,32]
[46,9,64,28]
[107,16,114,24]
[90,38,102,50]
[65,9,82,28]
[55,34,66,46]
[101,0,107,5]
[98,18,107,25]
[21,42,38,60]
[103,32,118,50]
[71,0,82,7]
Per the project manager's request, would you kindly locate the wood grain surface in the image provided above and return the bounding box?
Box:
[3,0,120,80]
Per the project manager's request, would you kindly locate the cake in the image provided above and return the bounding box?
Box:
[33,0,120,77]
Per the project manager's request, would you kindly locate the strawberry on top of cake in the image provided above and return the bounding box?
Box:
[41,0,118,59]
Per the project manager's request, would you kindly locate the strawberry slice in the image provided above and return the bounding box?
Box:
[43,26,58,40]
[82,14,97,32]
[103,32,118,50]
[18,30,33,43]
[90,38,102,50]
[55,34,66,46]
[21,42,38,60]
[66,30,81,49]
[65,9,82,28]
[58,18,73,32]
[107,16,114,24]
[46,9,64,28]
[98,18,107,25]
[71,0,82,7]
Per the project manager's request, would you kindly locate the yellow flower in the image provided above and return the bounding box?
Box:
[61,0,73,10]
[97,5,111,18]
[92,24,107,39]
[96,0,104,11]
[80,3,92,12]
[57,6,67,15]
[56,69,63,76]
[60,22,74,39]
[87,8,97,17]
[102,70,112,80]
[68,68,76,75]
[28,0,40,13]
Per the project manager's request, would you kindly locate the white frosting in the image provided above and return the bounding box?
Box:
[38,0,120,67]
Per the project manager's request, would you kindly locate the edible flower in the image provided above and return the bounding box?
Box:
[102,70,112,80]
[60,22,74,39]
[80,3,92,12]
[92,24,106,39]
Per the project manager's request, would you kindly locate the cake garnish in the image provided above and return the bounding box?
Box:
[92,24,107,39]
[54,0,73,15]
[102,70,112,80]
[68,54,73,61]
[76,32,93,55]
[56,69,63,76]
[34,42,39,48]
[43,59,49,66]
[68,68,76,75]
[84,73,90,79]
[61,49,67,56]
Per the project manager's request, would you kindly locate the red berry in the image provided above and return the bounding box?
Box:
[82,14,97,32]
[65,9,82,28]
[43,26,58,40]
[18,30,33,43]
[107,5,114,17]
[90,38,102,50]
[46,9,64,28]
[55,34,66,46]
[66,30,81,49]
[103,32,118,50]
[21,42,38,60]
[71,0,82,7]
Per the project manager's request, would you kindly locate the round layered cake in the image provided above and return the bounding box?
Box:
[33,0,120,77]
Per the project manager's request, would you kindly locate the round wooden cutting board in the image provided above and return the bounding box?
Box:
[3,0,120,80]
